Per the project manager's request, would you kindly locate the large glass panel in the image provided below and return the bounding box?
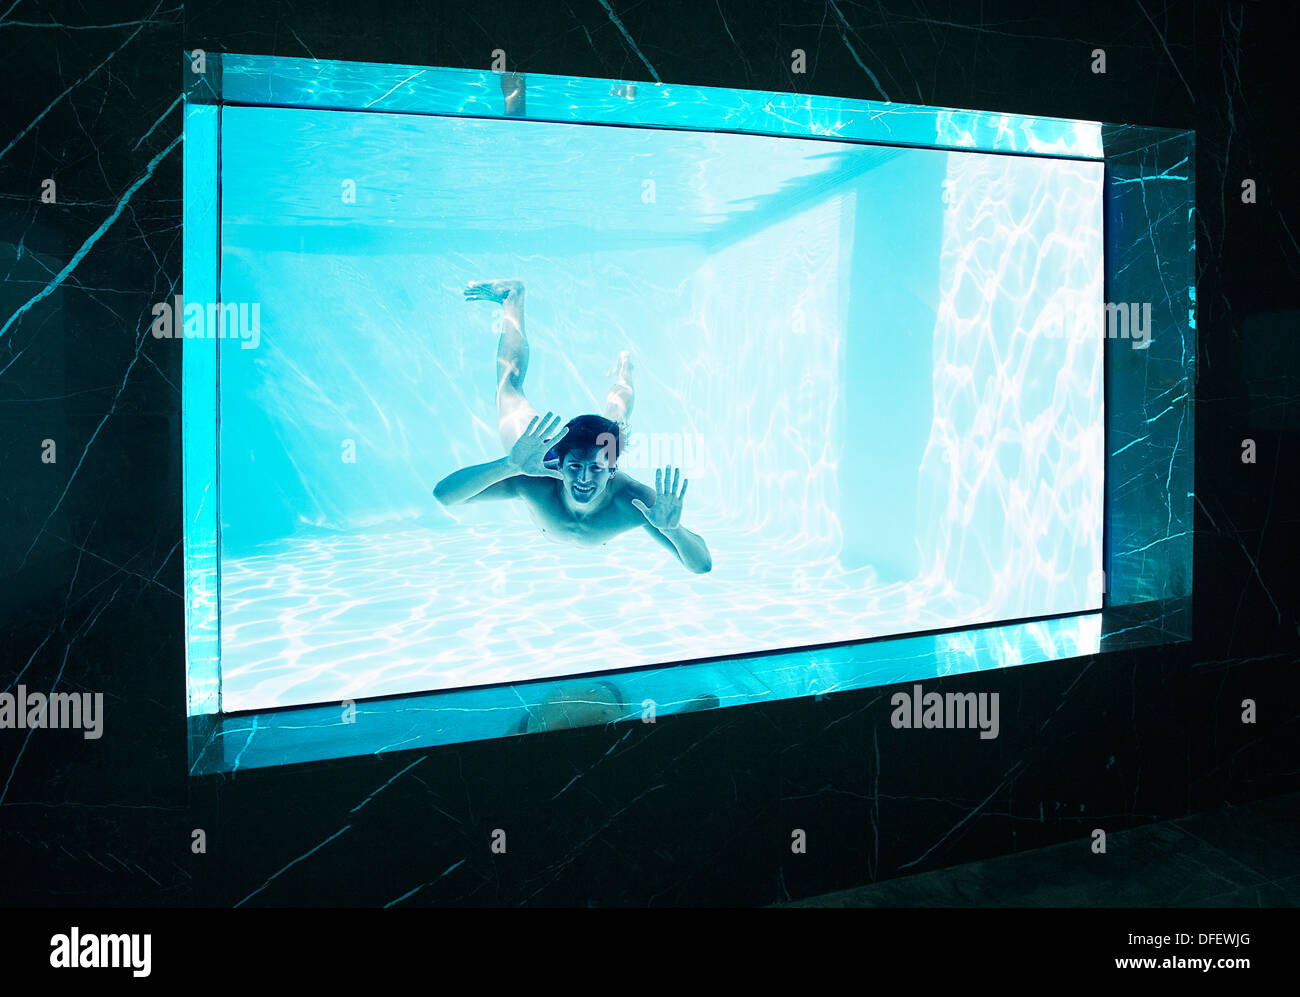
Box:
[181,55,1193,772]
[214,105,1104,711]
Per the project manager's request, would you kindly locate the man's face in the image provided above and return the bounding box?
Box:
[560,446,614,504]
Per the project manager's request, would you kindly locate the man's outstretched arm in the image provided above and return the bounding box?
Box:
[434,412,569,506]
[433,457,520,505]
[631,466,712,574]
[641,519,712,574]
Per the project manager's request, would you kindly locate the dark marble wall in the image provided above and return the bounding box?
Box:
[1,0,1295,906]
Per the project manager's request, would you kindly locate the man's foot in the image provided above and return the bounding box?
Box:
[464,279,524,304]
[606,349,633,385]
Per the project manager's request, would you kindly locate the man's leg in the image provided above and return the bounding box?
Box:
[464,279,539,452]
[602,349,634,451]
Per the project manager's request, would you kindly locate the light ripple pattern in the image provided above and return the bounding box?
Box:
[213,108,1104,711]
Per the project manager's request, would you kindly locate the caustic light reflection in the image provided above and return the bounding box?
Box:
[213,107,1104,711]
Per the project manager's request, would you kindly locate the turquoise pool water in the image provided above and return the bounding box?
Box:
[214,106,1104,712]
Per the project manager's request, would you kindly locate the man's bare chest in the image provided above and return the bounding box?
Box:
[520,486,638,546]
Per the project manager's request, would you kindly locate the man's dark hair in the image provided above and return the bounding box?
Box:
[547,413,621,464]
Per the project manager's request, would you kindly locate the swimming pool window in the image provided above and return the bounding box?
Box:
[183,54,1194,772]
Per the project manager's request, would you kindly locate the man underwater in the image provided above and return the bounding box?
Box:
[433,279,712,575]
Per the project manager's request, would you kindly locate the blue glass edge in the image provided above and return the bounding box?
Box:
[211,52,1105,160]
[182,100,221,719]
[1103,127,1195,606]
[189,600,1189,776]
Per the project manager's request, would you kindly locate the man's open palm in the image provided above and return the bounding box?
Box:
[509,412,566,479]
[633,465,688,530]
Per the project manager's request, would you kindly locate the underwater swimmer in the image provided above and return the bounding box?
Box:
[433,279,712,575]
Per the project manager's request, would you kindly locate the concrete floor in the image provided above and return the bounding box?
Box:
[784,792,1300,907]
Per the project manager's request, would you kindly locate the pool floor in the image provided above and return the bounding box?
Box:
[219,522,983,712]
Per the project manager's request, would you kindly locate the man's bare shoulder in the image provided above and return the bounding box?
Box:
[612,473,654,505]
[513,474,558,504]
[606,473,653,524]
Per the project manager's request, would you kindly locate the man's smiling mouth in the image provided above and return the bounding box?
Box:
[571,482,597,499]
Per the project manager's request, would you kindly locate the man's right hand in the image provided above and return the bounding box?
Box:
[508,412,567,479]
